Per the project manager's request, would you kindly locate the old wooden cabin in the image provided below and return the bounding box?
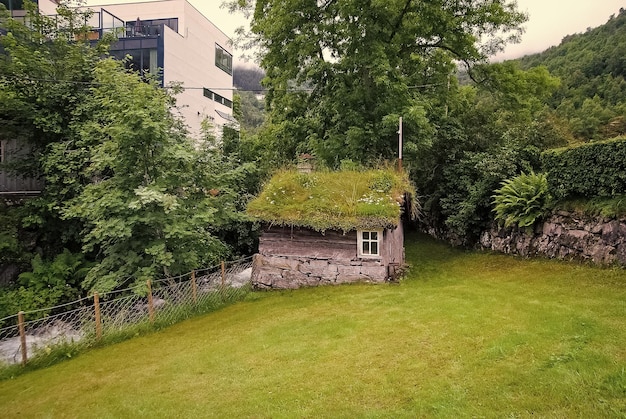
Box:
[247,168,415,289]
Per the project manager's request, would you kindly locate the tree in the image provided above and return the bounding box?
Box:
[412,62,564,243]
[1,1,256,295]
[516,8,626,142]
[226,0,527,167]
[235,90,266,133]
[0,0,111,256]
[58,58,256,293]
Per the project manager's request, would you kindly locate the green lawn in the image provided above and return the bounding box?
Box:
[1,233,625,418]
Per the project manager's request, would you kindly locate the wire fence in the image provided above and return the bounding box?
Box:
[0,257,253,367]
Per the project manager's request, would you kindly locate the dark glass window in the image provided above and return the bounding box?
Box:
[110,47,157,76]
[215,44,232,75]
[1,0,27,10]
[204,88,232,108]
[126,18,178,37]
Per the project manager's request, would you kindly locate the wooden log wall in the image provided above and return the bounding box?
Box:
[258,226,358,261]
[253,225,395,289]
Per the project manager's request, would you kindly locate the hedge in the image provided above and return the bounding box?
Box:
[541,137,626,199]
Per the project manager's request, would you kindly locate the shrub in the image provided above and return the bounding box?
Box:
[556,195,626,218]
[541,137,626,199]
[434,148,521,242]
[0,250,94,321]
[493,172,551,228]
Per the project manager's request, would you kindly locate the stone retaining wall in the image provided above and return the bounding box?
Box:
[252,254,388,290]
[479,211,626,266]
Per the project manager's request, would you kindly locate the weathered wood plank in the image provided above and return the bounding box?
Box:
[259,241,356,260]
[259,226,358,259]
[261,226,356,240]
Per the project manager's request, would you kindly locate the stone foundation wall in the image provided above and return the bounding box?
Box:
[479,211,626,266]
[252,254,388,290]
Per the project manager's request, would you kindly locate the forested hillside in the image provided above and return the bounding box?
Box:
[516,8,626,140]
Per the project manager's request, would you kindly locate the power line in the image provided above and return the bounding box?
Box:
[1,75,444,92]
[0,75,268,92]
[0,75,252,90]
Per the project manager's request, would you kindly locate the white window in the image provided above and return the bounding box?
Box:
[358,230,382,257]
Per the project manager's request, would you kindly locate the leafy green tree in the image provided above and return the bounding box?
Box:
[227,0,527,167]
[413,62,563,243]
[195,124,261,258]
[1,1,256,296]
[57,59,250,292]
[0,0,111,256]
[235,90,266,134]
[569,95,614,140]
[0,203,32,283]
[517,8,626,141]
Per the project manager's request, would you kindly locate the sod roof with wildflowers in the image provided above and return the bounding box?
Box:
[247,168,416,232]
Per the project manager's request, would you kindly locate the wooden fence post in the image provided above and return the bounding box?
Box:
[17,311,27,365]
[146,280,155,324]
[221,261,226,289]
[220,261,227,301]
[94,292,102,341]
[191,270,198,304]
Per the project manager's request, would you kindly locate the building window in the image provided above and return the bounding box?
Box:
[215,44,232,75]
[126,18,178,37]
[0,140,4,163]
[203,88,233,108]
[111,48,158,76]
[1,0,25,10]
[358,230,382,257]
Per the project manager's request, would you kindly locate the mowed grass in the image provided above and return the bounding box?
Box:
[1,233,625,418]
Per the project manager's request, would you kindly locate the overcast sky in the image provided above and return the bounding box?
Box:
[85,0,625,64]
[494,0,625,60]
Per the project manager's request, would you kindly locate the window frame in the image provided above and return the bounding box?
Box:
[215,43,233,75]
[203,88,233,108]
[357,229,383,258]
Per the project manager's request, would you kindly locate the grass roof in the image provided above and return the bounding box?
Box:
[247,168,416,232]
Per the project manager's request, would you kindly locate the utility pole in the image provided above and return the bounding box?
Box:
[397,116,403,172]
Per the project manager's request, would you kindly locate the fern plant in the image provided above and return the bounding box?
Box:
[16,250,93,310]
[493,172,551,228]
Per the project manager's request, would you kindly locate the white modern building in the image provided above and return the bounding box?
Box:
[7,0,236,139]
[0,0,236,194]
[87,0,237,138]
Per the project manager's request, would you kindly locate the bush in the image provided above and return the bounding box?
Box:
[556,194,626,218]
[0,203,32,281]
[541,137,626,199]
[493,172,551,228]
[0,250,93,321]
[433,148,520,242]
